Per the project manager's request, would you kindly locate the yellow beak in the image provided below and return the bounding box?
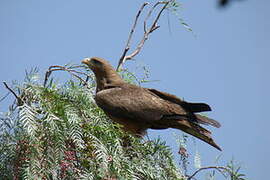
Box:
[81,58,92,66]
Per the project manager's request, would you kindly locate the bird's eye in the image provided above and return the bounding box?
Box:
[92,59,102,66]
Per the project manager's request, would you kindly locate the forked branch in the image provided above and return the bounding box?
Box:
[117,1,171,71]
[117,2,148,69]
[43,65,91,87]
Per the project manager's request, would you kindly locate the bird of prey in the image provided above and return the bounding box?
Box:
[82,57,221,150]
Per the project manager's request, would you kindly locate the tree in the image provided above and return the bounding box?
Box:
[0,1,247,179]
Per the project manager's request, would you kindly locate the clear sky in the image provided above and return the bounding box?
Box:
[0,0,269,179]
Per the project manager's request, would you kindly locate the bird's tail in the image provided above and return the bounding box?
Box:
[172,120,222,151]
[195,114,221,128]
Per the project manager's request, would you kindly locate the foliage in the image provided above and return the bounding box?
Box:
[0,68,183,180]
[0,66,247,180]
[167,0,193,32]
[226,159,247,180]
[0,1,248,179]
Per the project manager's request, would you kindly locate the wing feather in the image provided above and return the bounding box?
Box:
[147,88,211,112]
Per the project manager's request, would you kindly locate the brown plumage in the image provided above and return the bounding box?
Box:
[82,57,222,151]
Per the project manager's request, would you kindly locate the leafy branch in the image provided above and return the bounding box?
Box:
[0,1,248,179]
[187,161,247,180]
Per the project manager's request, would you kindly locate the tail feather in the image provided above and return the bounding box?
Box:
[182,102,211,113]
[196,114,221,128]
[172,120,222,151]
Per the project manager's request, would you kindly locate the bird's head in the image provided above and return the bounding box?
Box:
[82,57,124,91]
[82,57,112,73]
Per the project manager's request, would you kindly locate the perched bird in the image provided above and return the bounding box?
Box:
[82,57,221,150]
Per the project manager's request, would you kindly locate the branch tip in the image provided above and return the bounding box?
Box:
[117,1,169,71]
[3,81,23,105]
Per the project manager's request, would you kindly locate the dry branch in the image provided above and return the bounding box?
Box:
[117,1,171,71]
[43,65,90,87]
[117,2,148,69]
[3,81,24,105]
[187,166,233,180]
[0,92,10,103]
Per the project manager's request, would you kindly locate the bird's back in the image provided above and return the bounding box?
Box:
[95,83,187,123]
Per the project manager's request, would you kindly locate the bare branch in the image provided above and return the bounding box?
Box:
[0,92,10,103]
[123,2,169,61]
[117,1,171,71]
[117,2,148,71]
[3,81,24,105]
[187,166,232,180]
[149,1,168,31]
[144,1,165,32]
[43,65,90,87]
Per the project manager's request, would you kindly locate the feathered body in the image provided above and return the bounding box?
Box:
[82,57,221,150]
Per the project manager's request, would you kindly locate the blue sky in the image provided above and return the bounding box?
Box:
[0,0,269,179]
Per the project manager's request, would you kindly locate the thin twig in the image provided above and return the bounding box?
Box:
[0,92,10,102]
[123,2,168,60]
[144,1,164,33]
[43,65,90,87]
[117,2,148,71]
[149,1,168,31]
[3,82,24,105]
[121,69,142,85]
[48,65,89,76]
[116,1,171,71]
[187,166,232,180]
